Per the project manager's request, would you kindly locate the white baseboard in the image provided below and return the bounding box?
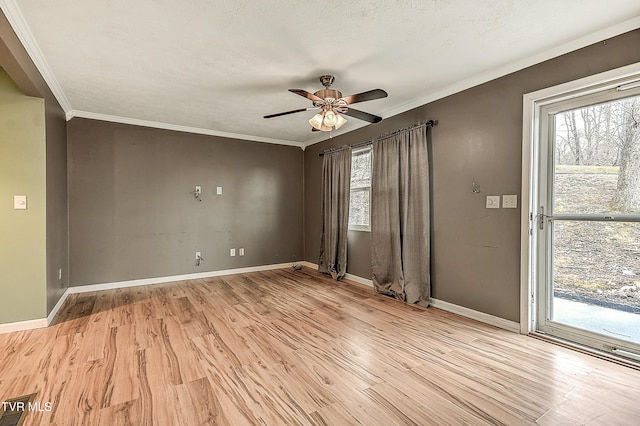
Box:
[0,288,70,333]
[1,262,519,335]
[47,288,71,325]
[0,318,48,334]
[298,261,375,288]
[299,261,318,270]
[1,262,301,333]
[68,262,300,295]
[429,298,521,333]
[345,273,373,287]
[300,262,520,333]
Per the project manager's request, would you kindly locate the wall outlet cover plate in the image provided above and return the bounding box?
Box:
[503,194,518,208]
[486,195,500,209]
[14,195,27,210]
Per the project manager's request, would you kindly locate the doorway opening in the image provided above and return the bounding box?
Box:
[522,64,640,362]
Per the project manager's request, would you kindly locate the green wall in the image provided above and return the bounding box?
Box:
[0,68,46,323]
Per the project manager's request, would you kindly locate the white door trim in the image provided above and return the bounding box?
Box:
[520,61,640,334]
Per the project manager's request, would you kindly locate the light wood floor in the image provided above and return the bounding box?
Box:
[1,267,639,425]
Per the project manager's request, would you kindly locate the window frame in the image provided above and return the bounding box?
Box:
[348,145,372,232]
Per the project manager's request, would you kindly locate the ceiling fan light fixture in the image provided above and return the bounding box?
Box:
[309,112,325,130]
[310,110,346,131]
[267,75,385,131]
[323,110,339,127]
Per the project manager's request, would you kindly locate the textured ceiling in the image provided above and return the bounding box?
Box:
[2,1,640,147]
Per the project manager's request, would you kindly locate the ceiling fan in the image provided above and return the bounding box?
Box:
[264,75,388,132]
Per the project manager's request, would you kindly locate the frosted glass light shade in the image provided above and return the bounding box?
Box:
[323,110,338,127]
[334,114,347,129]
[309,110,347,131]
[309,113,325,130]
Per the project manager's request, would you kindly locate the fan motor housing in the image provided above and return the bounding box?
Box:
[314,89,343,101]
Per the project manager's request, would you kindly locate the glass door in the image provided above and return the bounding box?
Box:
[537,90,640,361]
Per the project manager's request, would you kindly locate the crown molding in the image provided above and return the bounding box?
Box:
[381,16,640,120]
[0,0,73,114]
[3,0,638,150]
[69,110,305,148]
[1,1,303,148]
[303,16,640,149]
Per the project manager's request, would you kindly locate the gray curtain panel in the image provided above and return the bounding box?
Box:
[371,125,430,306]
[318,147,352,280]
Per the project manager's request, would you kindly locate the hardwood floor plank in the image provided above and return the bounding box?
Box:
[96,398,143,426]
[1,266,639,425]
[173,377,246,426]
[203,364,284,425]
[310,388,409,426]
[241,359,334,414]
[364,382,495,426]
[220,305,253,329]
[411,356,544,423]
[287,348,378,396]
[139,347,182,425]
[239,324,297,365]
[160,316,206,383]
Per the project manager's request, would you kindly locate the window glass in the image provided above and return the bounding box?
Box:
[349,147,372,230]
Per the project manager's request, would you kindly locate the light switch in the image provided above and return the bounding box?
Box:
[503,195,518,208]
[486,195,500,209]
[14,195,27,210]
[216,186,223,195]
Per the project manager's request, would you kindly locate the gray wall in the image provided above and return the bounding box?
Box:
[68,119,303,286]
[304,29,640,323]
[44,92,68,312]
[0,11,68,319]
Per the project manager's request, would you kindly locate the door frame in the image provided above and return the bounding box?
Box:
[520,62,640,335]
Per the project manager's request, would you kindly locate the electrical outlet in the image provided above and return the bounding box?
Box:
[230,248,236,257]
[503,194,518,208]
[239,248,244,256]
[217,186,223,195]
[195,251,204,266]
[195,185,201,195]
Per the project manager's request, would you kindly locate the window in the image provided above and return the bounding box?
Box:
[349,146,372,231]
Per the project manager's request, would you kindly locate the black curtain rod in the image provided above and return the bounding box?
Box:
[318,119,435,157]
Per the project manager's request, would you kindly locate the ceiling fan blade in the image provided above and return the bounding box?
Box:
[289,89,323,102]
[264,107,317,119]
[341,89,388,105]
[343,107,383,123]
